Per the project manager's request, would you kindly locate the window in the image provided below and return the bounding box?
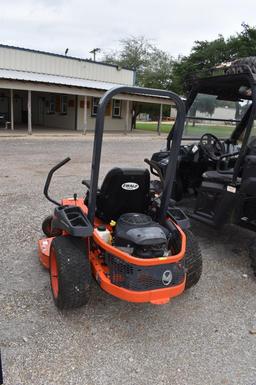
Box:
[49,94,55,113]
[61,95,68,114]
[92,97,100,116]
[186,93,251,139]
[112,99,121,118]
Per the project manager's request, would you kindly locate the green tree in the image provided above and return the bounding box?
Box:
[103,37,174,127]
[228,23,256,57]
[104,36,151,86]
[104,36,175,89]
[140,47,174,89]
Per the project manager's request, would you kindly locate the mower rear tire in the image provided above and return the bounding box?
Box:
[42,215,62,237]
[184,230,202,290]
[50,235,91,309]
[249,239,256,277]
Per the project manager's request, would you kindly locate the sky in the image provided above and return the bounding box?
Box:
[0,0,256,61]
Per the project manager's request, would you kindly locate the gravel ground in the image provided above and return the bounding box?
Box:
[0,135,256,385]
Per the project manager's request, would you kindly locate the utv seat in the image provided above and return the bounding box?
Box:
[202,170,234,184]
[95,167,150,222]
[193,169,241,227]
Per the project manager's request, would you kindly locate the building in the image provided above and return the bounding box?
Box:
[0,44,173,134]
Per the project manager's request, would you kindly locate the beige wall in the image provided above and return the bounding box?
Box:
[0,89,132,131]
[77,96,131,131]
[35,93,76,129]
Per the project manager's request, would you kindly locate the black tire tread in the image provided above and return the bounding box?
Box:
[184,229,202,289]
[249,239,256,277]
[50,235,91,309]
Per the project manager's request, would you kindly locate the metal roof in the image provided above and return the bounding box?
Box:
[0,43,134,72]
[0,68,124,91]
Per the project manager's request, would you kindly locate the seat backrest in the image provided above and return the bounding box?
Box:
[96,168,150,222]
[247,136,256,155]
[241,137,256,180]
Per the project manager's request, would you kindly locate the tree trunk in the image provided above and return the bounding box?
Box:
[131,102,140,130]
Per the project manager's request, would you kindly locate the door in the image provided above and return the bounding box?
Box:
[38,97,45,126]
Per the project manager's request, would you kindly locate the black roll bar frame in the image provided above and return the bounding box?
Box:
[87,86,186,225]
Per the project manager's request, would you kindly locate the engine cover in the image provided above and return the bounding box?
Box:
[114,213,168,258]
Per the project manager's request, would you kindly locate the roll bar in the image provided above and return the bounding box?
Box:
[232,82,256,184]
[87,86,186,225]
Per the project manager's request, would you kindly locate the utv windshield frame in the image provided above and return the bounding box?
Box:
[167,71,256,184]
[167,72,256,146]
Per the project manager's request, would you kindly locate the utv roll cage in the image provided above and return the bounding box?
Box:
[166,68,256,186]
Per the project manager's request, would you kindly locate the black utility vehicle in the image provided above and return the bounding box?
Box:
[149,57,256,275]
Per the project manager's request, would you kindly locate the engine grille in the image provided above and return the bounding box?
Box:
[105,254,185,291]
[118,213,152,226]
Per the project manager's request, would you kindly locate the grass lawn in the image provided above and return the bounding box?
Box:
[135,121,234,138]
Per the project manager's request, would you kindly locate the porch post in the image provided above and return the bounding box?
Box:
[10,89,14,130]
[28,90,32,135]
[74,95,78,130]
[157,103,163,136]
[83,96,87,135]
[124,100,130,135]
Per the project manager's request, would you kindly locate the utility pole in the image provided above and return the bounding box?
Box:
[90,48,101,61]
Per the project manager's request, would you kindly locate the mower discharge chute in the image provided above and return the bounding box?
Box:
[38,86,202,309]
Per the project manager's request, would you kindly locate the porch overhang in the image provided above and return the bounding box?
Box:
[0,68,174,105]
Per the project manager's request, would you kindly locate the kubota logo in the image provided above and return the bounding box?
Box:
[121,182,139,191]
[162,270,173,286]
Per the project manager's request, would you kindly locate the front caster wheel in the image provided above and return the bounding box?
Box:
[42,215,62,237]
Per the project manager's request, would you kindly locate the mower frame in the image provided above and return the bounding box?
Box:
[38,85,203,307]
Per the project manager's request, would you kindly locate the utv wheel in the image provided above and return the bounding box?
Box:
[50,235,91,309]
[184,230,202,290]
[42,215,62,237]
[249,239,256,277]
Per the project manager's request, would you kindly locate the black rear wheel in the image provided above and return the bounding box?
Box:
[50,235,91,309]
[184,229,202,289]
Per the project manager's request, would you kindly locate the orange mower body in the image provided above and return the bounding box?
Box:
[38,198,187,305]
[38,85,202,309]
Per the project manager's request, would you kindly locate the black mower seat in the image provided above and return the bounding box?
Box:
[202,170,234,184]
[96,167,150,222]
